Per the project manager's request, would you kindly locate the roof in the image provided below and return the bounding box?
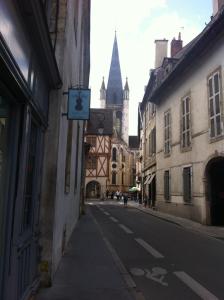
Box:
[143,6,224,105]
[100,77,106,90]
[124,77,129,91]
[106,33,123,105]
[129,136,139,149]
[86,109,113,135]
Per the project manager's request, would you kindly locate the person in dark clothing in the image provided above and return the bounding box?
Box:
[123,193,128,207]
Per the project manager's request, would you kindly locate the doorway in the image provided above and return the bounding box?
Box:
[148,175,156,207]
[206,157,224,225]
[86,181,101,198]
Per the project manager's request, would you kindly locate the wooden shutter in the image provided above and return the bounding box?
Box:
[183,167,191,202]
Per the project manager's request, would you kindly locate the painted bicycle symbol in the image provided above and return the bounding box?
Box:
[130,267,168,286]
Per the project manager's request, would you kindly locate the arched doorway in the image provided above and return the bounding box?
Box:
[206,157,224,225]
[86,181,101,198]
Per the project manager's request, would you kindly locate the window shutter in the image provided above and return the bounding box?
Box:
[164,171,170,201]
[183,167,191,202]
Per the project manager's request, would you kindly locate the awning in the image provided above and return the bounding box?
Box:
[144,173,155,185]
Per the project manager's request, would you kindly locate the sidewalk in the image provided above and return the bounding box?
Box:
[128,201,224,239]
[36,207,135,300]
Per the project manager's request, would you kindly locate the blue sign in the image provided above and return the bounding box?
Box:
[68,88,91,120]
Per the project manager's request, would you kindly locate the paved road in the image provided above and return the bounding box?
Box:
[89,202,224,300]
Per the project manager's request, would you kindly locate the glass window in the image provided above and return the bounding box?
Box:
[208,71,223,138]
[87,156,97,169]
[112,148,117,162]
[86,136,96,147]
[164,110,171,154]
[181,96,191,148]
[112,172,116,185]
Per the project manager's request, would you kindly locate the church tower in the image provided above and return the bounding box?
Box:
[100,77,106,108]
[100,32,129,144]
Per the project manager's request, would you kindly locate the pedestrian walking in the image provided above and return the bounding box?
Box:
[123,193,128,207]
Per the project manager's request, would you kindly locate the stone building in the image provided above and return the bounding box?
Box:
[99,33,135,194]
[0,1,90,299]
[141,0,224,224]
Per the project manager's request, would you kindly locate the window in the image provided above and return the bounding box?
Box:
[181,96,191,148]
[164,170,170,201]
[149,127,156,156]
[208,70,223,138]
[112,148,117,161]
[86,136,96,147]
[122,172,124,185]
[116,111,122,135]
[183,167,192,202]
[112,172,116,185]
[87,155,97,169]
[64,121,73,193]
[164,110,171,154]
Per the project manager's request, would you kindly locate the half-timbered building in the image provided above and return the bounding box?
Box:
[85,109,113,199]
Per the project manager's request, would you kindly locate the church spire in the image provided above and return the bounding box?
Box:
[100,76,106,100]
[106,32,123,106]
[123,77,129,100]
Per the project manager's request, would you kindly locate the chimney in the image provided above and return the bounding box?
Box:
[213,0,224,16]
[171,32,183,57]
[154,39,168,68]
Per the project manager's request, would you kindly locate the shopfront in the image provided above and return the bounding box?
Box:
[0,1,61,299]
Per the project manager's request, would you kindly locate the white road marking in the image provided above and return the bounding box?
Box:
[110,216,118,223]
[119,224,133,234]
[104,211,110,216]
[130,267,168,286]
[174,271,219,300]
[135,238,164,258]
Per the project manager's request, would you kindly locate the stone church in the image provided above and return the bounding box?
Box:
[85,33,137,198]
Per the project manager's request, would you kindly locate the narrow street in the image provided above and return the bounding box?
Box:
[89,200,224,300]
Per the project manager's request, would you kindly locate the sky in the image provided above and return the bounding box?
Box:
[89,0,212,135]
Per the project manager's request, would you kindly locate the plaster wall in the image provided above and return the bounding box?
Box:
[155,37,224,222]
[40,0,90,282]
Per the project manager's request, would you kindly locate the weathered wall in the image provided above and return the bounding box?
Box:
[39,0,90,284]
[155,38,224,223]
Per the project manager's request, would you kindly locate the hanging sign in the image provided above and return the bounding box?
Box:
[67,88,91,120]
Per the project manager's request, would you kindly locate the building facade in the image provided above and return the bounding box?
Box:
[85,109,113,199]
[0,1,90,299]
[97,33,135,194]
[0,1,61,299]
[141,1,224,225]
[39,0,90,286]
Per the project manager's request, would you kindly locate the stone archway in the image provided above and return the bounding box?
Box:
[205,156,224,225]
[86,181,101,199]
